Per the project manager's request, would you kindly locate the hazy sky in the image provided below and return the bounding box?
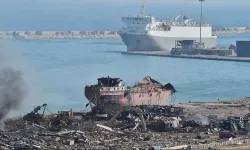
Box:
[1,0,249,30]
[2,0,249,10]
[2,0,249,4]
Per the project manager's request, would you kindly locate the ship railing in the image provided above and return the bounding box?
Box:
[169,24,211,27]
[100,87,126,91]
[160,21,211,27]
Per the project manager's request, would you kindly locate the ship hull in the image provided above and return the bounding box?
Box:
[120,33,217,51]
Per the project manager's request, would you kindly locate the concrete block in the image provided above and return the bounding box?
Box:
[54,137,61,142]
[64,139,74,145]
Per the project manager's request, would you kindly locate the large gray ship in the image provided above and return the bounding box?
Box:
[119,3,217,51]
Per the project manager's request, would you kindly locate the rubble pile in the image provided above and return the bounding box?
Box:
[0,119,214,150]
[2,98,250,149]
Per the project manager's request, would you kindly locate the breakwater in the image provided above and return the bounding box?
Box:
[121,51,250,62]
[0,31,120,40]
[213,26,250,35]
[0,27,250,40]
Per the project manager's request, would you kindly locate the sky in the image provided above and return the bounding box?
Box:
[1,0,249,11]
[1,0,249,5]
[1,0,248,11]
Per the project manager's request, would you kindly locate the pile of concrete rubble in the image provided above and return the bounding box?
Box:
[2,100,250,150]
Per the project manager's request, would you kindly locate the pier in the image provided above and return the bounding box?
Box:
[121,51,250,62]
[0,26,250,40]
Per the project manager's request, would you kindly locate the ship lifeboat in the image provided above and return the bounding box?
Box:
[162,23,169,27]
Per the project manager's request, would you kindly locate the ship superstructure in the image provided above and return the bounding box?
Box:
[85,77,127,106]
[119,2,217,51]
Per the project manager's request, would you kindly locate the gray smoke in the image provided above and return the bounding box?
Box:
[0,67,28,129]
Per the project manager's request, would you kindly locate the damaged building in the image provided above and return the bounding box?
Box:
[128,76,176,106]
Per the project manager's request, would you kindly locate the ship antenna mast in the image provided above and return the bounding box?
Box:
[141,0,146,16]
[181,5,184,23]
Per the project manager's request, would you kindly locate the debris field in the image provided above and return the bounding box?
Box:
[1,98,250,150]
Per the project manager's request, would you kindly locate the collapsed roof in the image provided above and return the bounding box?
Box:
[132,76,176,93]
[133,76,161,87]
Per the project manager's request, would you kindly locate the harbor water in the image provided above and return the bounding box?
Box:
[2,33,250,116]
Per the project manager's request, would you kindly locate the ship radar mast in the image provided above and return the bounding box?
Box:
[181,5,184,23]
[141,0,146,16]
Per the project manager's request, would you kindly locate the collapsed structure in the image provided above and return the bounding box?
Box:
[84,76,182,133]
[85,76,176,110]
[128,76,176,106]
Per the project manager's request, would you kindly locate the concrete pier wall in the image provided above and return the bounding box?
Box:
[121,51,250,62]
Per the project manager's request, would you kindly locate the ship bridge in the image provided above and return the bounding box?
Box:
[122,16,154,23]
[121,16,154,33]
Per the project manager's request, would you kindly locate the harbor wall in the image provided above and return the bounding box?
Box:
[0,27,250,40]
[121,51,250,62]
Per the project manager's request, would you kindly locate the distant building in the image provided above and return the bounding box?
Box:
[79,31,88,35]
[6,32,11,36]
[24,31,31,35]
[12,31,20,38]
[109,31,118,35]
[91,31,99,35]
[236,41,250,57]
[99,31,108,35]
[60,32,65,35]
[35,31,42,35]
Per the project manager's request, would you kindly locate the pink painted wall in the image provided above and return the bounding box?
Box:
[129,86,172,106]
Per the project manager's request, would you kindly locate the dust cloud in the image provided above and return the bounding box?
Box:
[0,68,28,129]
[0,42,42,129]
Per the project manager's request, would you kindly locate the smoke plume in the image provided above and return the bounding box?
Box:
[0,67,28,129]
